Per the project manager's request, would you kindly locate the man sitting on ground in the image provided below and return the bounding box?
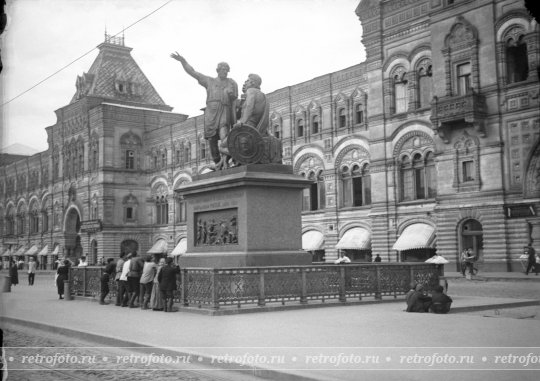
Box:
[429,285,453,314]
[406,284,432,313]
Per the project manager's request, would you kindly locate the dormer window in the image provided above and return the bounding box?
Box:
[115,80,128,94]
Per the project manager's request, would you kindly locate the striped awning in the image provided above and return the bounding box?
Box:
[14,246,27,256]
[38,245,49,256]
[26,245,39,255]
[2,249,11,257]
[52,245,60,255]
[171,238,187,256]
[302,230,325,251]
[335,228,371,250]
[392,223,435,251]
[148,239,168,254]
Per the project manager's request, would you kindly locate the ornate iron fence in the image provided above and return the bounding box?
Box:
[70,263,440,309]
[180,263,441,309]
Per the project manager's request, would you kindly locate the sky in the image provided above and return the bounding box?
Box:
[0,0,365,153]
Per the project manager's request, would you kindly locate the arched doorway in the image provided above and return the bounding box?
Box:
[64,208,82,259]
[120,240,139,256]
[459,219,483,270]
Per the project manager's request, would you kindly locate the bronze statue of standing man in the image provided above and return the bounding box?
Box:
[170,52,238,169]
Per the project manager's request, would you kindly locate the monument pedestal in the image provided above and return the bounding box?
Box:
[177,164,312,267]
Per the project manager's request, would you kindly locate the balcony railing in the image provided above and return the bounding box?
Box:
[70,263,440,309]
[430,90,487,143]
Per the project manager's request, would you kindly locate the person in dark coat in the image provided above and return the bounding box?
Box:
[56,260,70,299]
[525,246,538,276]
[9,259,19,286]
[406,284,432,313]
[429,285,453,314]
[158,257,180,312]
[99,258,116,305]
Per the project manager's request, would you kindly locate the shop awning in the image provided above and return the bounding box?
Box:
[171,238,187,256]
[392,223,435,251]
[14,246,27,256]
[2,249,11,257]
[38,245,49,256]
[52,245,60,255]
[148,239,168,254]
[302,230,325,251]
[26,245,39,256]
[335,227,371,250]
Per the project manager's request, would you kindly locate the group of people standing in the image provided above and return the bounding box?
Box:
[99,252,181,312]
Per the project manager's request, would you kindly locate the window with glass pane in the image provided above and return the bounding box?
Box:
[419,71,433,108]
[302,188,311,211]
[176,196,186,223]
[462,160,474,181]
[506,37,528,83]
[339,108,346,128]
[312,115,319,134]
[297,119,304,137]
[394,81,408,113]
[457,63,471,95]
[126,207,133,220]
[42,212,49,232]
[125,150,134,169]
[355,104,363,124]
[425,152,436,198]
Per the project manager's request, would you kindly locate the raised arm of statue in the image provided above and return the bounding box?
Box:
[170,51,206,84]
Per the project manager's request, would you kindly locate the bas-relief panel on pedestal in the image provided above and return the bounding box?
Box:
[195,208,238,247]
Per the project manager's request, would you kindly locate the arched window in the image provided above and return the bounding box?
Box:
[176,195,187,223]
[302,171,325,211]
[341,164,371,207]
[355,104,364,124]
[394,72,408,113]
[42,209,49,233]
[418,65,433,108]
[273,124,281,139]
[506,35,529,83]
[184,142,191,164]
[312,115,320,135]
[5,207,15,236]
[161,149,167,168]
[30,204,39,234]
[456,62,471,95]
[156,196,169,225]
[400,152,436,202]
[200,141,207,160]
[338,108,346,128]
[297,119,304,138]
[125,150,135,169]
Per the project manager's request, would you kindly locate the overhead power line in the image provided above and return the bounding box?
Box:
[1,0,173,108]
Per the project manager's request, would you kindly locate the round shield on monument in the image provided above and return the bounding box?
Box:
[227,125,264,165]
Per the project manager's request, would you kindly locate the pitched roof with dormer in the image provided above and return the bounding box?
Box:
[70,34,170,110]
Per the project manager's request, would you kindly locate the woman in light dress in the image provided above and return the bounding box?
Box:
[150,257,166,311]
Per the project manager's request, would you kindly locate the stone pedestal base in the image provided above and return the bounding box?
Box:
[177,164,312,268]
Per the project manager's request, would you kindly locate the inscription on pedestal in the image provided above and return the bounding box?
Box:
[195,208,238,246]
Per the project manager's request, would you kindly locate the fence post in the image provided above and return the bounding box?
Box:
[258,269,266,307]
[212,269,219,309]
[300,268,307,304]
[82,268,87,297]
[339,266,346,302]
[375,265,381,300]
[181,269,188,306]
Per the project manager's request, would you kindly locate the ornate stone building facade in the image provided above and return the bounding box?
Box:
[1,0,539,271]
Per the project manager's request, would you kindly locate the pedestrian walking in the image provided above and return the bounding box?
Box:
[56,260,70,299]
[9,259,19,286]
[525,246,538,276]
[127,253,144,308]
[27,257,37,285]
